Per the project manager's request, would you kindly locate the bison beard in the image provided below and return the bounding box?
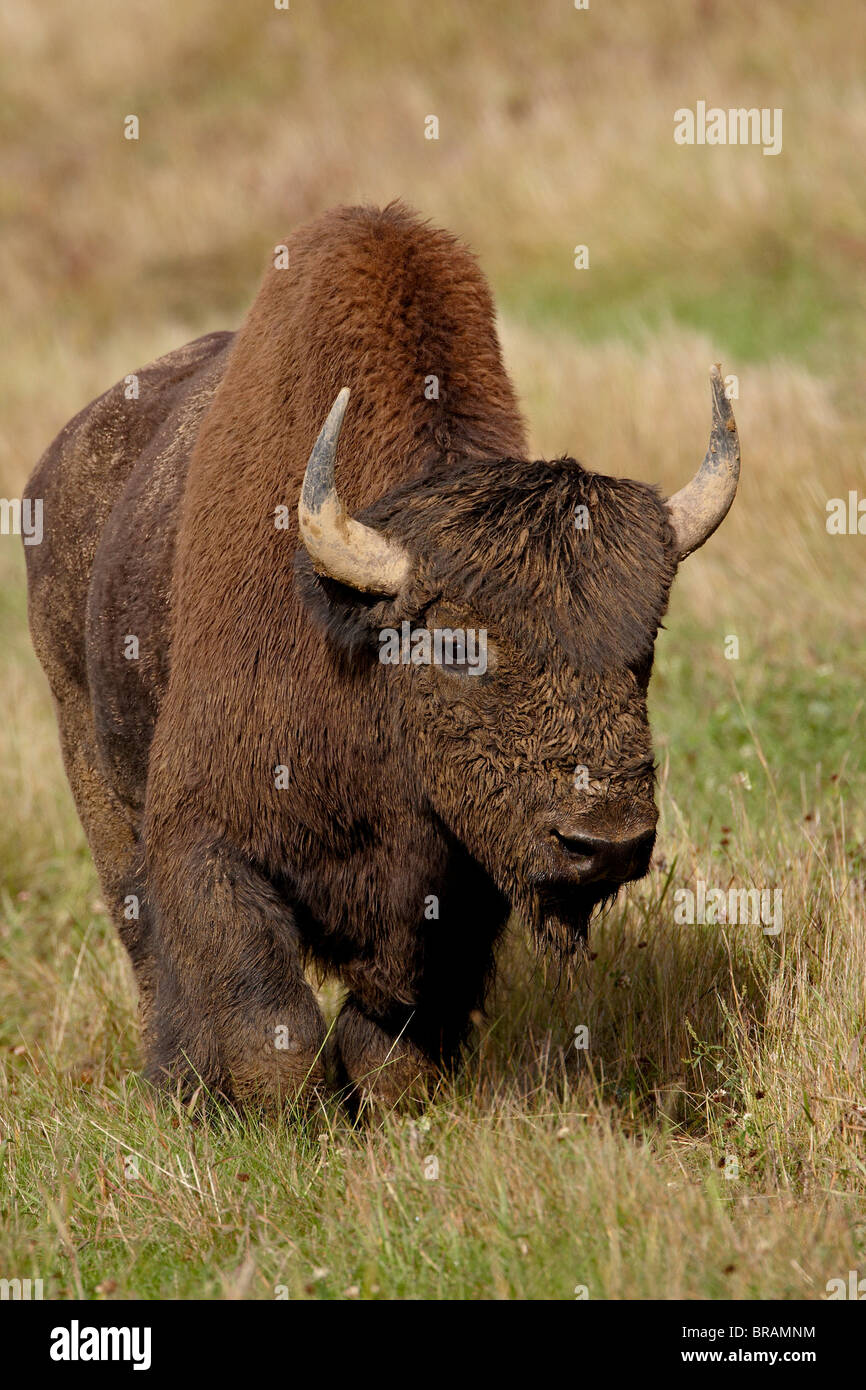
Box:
[23,201,738,1109]
[530,881,617,958]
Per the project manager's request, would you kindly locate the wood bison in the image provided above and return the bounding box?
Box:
[24,202,740,1107]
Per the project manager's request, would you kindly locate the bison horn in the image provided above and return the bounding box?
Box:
[666,365,741,560]
[298,388,412,594]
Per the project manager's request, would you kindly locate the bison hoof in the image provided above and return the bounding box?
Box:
[333,1005,439,1111]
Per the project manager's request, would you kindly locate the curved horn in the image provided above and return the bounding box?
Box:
[298,388,412,594]
[667,365,741,560]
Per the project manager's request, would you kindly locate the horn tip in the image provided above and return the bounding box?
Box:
[326,386,351,424]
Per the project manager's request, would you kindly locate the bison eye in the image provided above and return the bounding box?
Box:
[438,656,484,680]
[433,633,494,681]
[421,609,495,681]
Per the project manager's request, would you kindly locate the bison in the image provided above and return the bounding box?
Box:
[24,202,740,1107]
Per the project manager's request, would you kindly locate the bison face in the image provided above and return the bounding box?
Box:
[296,372,739,957]
[402,597,662,955]
[374,483,673,956]
[297,450,678,958]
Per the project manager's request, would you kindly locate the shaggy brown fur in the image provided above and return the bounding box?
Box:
[24,202,680,1108]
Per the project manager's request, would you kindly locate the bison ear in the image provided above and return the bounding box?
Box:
[298,389,412,595]
[666,365,740,560]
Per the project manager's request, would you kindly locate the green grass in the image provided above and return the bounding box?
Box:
[498,243,866,371]
[652,612,866,828]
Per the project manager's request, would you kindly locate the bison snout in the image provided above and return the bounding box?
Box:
[547,824,656,885]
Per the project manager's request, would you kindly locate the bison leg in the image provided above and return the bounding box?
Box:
[334,879,508,1109]
[144,826,326,1107]
[333,1000,439,1110]
[34,673,158,1032]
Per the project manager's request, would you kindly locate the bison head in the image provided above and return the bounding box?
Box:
[297,369,739,958]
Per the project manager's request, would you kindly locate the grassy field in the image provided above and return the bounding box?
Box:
[1,0,864,1300]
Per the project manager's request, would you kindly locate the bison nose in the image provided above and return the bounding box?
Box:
[549,826,656,884]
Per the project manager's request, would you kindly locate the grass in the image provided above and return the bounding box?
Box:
[501,246,865,369]
[1,0,865,1300]
[2,775,864,1299]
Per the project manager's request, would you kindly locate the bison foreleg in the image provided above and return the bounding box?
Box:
[332,998,439,1111]
[333,866,507,1110]
[143,826,326,1107]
